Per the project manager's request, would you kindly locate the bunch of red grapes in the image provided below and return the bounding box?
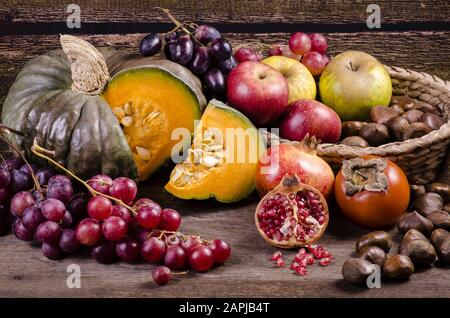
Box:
[0,155,231,286]
[234,32,330,76]
[140,24,236,100]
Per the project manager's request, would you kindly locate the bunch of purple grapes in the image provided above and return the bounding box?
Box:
[3,157,81,259]
[139,25,237,99]
[0,157,55,236]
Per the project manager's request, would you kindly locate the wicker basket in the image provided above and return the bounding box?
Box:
[264,65,450,185]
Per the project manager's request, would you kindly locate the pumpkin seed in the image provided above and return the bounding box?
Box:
[136,146,152,161]
[124,102,133,115]
[208,144,223,152]
[214,151,225,159]
[203,130,214,139]
[176,174,191,186]
[147,111,161,120]
[171,166,184,182]
[113,107,125,119]
[201,156,220,168]
[193,171,205,181]
[121,116,133,127]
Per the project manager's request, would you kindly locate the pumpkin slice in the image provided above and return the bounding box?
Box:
[102,65,205,180]
[165,99,265,203]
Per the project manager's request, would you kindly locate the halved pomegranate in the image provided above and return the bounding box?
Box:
[255,175,329,248]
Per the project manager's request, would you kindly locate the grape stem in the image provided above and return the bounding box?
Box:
[235,41,274,54]
[149,229,210,244]
[172,271,188,276]
[0,126,43,197]
[30,138,137,215]
[155,7,203,46]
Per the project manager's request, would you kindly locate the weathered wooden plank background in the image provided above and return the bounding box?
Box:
[0,0,449,297]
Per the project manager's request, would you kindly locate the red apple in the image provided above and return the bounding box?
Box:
[279,99,341,143]
[226,61,289,126]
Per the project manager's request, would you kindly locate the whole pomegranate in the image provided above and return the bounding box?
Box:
[279,99,341,143]
[255,175,329,248]
[255,141,335,198]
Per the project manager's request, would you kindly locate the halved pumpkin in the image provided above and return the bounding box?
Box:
[165,99,265,203]
[102,62,205,180]
[2,35,206,181]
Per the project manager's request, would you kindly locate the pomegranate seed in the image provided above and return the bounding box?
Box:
[298,248,307,255]
[290,262,300,270]
[294,252,306,263]
[294,266,307,276]
[319,258,331,266]
[299,257,308,267]
[305,254,315,265]
[276,258,285,267]
[270,251,282,261]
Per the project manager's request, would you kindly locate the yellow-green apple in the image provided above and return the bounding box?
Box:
[279,99,341,143]
[227,61,289,126]
[262,56,316,103]
[319,51,392,121]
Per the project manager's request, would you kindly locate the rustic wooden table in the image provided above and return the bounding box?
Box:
[0,0,449,297]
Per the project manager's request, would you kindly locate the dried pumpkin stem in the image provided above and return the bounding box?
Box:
[31,138,137,214]
[60,34,110,95]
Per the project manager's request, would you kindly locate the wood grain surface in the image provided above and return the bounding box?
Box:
[1,0,449,24]
[0,169,449,298]
[0,0,449,298]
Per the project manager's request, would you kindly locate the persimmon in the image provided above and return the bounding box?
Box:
[335,156,410,229]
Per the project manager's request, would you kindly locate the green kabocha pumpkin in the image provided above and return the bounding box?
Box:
[2,35,206,180]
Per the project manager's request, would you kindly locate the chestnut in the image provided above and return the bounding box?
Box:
[430,229,450,264]
[402,122,432,140]
[358,123,390,146]
[356,231,392,253]
[402,109,424,123]
[413,192,444,217]
[431,228,449,249]
[399,229,436,266]
[357,246,386,267]
[391,95,415,111]
[341,121,366,138]
[425,183,450,204]
[391,104,405,115]
[445,203,450,213]
[386,116,410,141]
[410,184,426,202]
[370,106,398,124]
[340,136,369,147]
[421,113,445,131]
[397,211,434,236]
[382,255,414,280]
[426,210,450,230]
[413,101,441,116]
[342,258,375,286]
